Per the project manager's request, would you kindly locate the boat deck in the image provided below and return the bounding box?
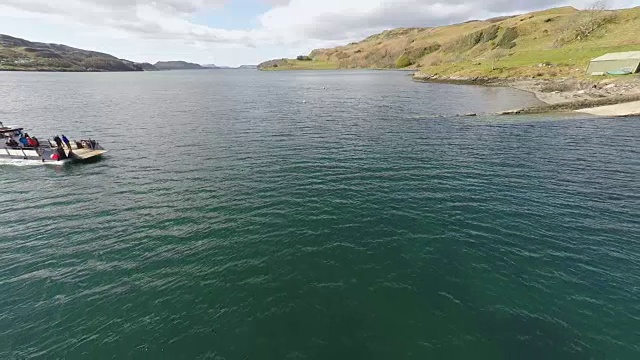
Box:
[70,148,107,160]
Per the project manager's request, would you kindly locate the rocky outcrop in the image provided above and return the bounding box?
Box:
[412,72,493,84]
[257,59,288,70]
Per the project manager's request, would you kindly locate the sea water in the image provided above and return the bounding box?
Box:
[0,70,638,359]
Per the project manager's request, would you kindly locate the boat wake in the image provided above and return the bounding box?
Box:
[0,158,67,167]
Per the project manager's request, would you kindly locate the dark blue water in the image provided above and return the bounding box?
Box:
[0,70,638,359]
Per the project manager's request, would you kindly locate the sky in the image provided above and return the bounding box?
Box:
[0,0,638,66]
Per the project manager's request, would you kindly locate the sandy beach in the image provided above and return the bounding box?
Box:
[575,101,640,116]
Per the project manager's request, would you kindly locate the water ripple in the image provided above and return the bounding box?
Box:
[0,71,638,359]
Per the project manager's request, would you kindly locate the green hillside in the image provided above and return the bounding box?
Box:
[257,58,337,70]
[0,34,150,72]
[259,6,640,79]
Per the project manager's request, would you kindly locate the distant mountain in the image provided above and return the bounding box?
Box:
[204,64,258,69]
[0,34,144,72]
[136,62,158,71]
[205,64,259,69]
[154,61,205,70]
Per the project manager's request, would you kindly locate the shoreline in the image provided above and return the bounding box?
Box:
[413,73,640,117]
[0,68,144,73]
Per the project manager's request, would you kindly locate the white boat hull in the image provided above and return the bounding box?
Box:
[1,122,107,165]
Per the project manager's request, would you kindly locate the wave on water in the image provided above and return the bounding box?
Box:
[0,158,67,166]
[0,70,638,360]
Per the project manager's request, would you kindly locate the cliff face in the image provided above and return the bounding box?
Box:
[261,6,640,79]
[0,34,145,72]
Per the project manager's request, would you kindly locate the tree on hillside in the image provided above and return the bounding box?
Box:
[488,49,509,71]
[555,0,616,46]
[575,0,614,40]
[589,0,609,12]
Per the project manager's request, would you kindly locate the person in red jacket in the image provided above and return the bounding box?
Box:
[27,137,37,147]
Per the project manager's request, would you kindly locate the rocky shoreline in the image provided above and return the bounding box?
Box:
[413,72,640,117]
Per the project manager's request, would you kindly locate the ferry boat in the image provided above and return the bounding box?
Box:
[0,121,107,164]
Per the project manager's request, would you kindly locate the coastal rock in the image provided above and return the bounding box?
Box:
[257,58,289,70]
[412,72,436,80]
[498,108,525,115]
[413,73,492,84]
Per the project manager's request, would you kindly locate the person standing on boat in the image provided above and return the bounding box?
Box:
[53,135,62,147]
[61,134,71,149]
[56,146,67,160]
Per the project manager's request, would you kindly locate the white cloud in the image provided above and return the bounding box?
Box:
[0,0,638,65]
[258,0,640,43]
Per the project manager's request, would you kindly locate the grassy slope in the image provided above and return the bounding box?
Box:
[258,59,338,70]
[0,45,68,71]
[264,6,640,79]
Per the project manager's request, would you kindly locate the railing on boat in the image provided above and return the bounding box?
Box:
[0,146,42,159]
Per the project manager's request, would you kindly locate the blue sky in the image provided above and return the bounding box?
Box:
[0,0,638,66]
[191,0,272,30]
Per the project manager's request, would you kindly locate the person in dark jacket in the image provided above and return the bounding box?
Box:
[53,135,62,147]
[5,138,19,148]
[57,146,67,160]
